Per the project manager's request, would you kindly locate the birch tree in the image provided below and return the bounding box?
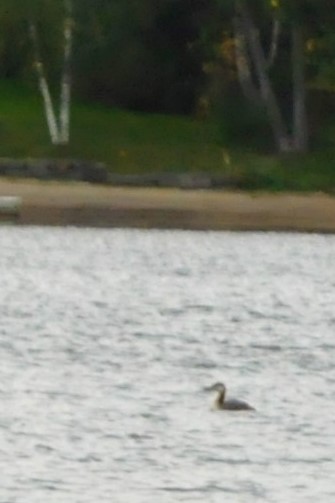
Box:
[232,0,308,152]
[213,0,335,153]
[29,0,74,145]
[0,0,74,145]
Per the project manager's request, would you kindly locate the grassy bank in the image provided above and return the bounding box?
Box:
[1,80,335,191]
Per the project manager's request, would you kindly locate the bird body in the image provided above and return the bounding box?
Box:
[206,382,255,411]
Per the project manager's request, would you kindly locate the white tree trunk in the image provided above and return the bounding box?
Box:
[59,0,73,144]
[233,16,261,104]
[236,0,292,152]
[29,0,73,146]
[292,25,308,152]
[234,2,309,153]
[29,22,61,144]
[266,18,281,69]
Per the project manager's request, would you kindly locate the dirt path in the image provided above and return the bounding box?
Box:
[0,178,335,232]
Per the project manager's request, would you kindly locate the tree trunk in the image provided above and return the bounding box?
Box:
[233,16,261,104]
[236,1,292,152]
[29,22,61,145]
[29,0,73,146]
[266,18,280,69]
[59,0,73,145]
[292,24,308,152]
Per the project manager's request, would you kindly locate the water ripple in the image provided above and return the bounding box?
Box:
[0,227,334,503]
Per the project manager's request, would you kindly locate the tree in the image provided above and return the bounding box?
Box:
[29,0,74,145]
[231,0,308,152]
[209,0,335,153]
[0,0,74,145]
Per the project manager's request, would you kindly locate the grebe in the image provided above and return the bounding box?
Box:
[205,382,255,411]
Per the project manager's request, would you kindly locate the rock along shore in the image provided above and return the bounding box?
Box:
[0,157,239,189]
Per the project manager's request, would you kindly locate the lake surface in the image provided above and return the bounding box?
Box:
[0,227,334,502]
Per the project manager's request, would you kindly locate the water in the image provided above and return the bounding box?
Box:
[0,227,334,502]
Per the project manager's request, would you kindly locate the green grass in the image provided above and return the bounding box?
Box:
[1,79,335,191]
[0,80,223,173]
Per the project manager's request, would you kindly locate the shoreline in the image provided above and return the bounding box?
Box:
[1,178,335,233]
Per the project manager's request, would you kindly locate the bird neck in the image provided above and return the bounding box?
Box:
[215,389,225,408]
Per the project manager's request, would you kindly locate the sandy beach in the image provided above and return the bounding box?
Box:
[0,178,335,232]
